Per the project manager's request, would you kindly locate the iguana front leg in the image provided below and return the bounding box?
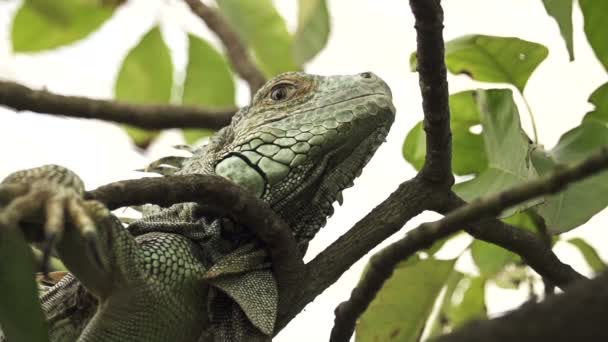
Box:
[0,165,211,341]
[0,165,120,298]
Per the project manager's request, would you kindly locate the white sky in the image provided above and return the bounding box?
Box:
[0,0,607,340]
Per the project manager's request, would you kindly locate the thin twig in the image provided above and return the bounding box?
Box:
[329,146,608,342]
[86,174,303,295]
[443,198,584,289]
[529,210,556,296]
[0,80,236,129]
[184,0,267,95]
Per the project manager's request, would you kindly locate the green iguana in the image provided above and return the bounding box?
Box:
[0,72,395,341]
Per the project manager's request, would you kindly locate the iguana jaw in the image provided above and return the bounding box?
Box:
[276,92,395,241]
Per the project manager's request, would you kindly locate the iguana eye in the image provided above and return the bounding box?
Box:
[269,83,295,102]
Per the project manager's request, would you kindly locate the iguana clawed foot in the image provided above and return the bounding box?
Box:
[0,165,110,274]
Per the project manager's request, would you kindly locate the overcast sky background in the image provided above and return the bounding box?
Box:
[0,0,607,340]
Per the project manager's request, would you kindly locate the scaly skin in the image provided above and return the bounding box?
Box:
[0,72,395,341]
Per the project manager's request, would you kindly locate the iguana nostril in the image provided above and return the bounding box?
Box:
[360,72,372,79]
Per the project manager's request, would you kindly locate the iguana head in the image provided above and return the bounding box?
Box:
[181,72,395,242]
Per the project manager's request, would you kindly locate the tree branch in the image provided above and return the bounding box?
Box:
[328,146,608,342]
[275,178,443,332]
[0,80,236,129]
[86,174,303,297]
[441,195,586,289]
[184,0,267,95]
[411,0,453,187]
[436,270,608,342]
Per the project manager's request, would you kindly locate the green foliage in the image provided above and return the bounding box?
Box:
[402,121,426,171]
[541,0,574,60]
[0,229,48,342]
[407,35,548,216]
[447,91,488,175]
[428,273,487,337]
[453,89,538,216]
[444,35,548,92]
[356,257,456,342]
[182,34,236,144]
[216,0,299,77]
[426,271,462,337]
[293,0,330,65]
[443,276,487,327]
[10,0,334,147]
[583,83,608,124]
[182,35,235,108]
[403,91,487,175]
[11,0,117,52]
[114,26,173,146]
[471,240,517,277]
[533,121,608,233]
[580,0,608,71]
[567,238,606,274]
[411,35,548,92]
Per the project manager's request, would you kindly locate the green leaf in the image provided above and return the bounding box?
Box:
[409,51,418,72]
[583,83,608,124]
[453,89,538,216]
[293,0,330,65]
[580,0,608,71]
[403,91,487,175]
[427,271,464,338]
[567,238,606,273]
[402,121,426,171]
[443,276,487,327]
[433,35,548,92]
[356,257,455,342]
[448,91,488,175]
[0,229,49,342]
[471,241,517,277]
[216,0,299,77]
[541,0,574,60]
[181,34,236,144]
[534,121,608,233]
[115,26,173,146]
[12,0,116,52]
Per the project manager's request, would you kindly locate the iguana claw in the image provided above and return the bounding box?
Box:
[0,165,109,274]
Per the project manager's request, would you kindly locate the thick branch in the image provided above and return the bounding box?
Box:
[0,80,236,129]
[329,147,608,342]
[411,0,453,186]
[437,270,608,342]
[86,174,303,295]
[275,178,443,332]
[184,0,267,95]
